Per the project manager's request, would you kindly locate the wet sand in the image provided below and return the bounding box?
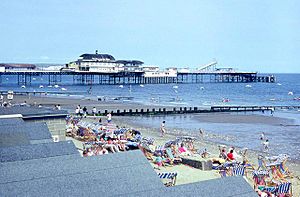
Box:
[5,94,157,112]
[192,113,294,126]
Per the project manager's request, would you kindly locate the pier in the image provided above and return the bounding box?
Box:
[94,105,300,116]
[0,70,275,85]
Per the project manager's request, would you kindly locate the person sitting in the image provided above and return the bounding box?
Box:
[95,146,108,155]
[178,143,191,156]
[165,147,182,165]
[200,148,210,158]
[83,150,88,157]
[154,153,165,170]
[105,137,120,153]
[116,139,127,151]
[86,148,94,157]
[219,149,228,160]
[227,149,235,161]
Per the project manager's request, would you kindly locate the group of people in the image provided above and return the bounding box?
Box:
[140,136,200,170]
[83,135,129,156]
[218,145,242,162]
[75,105,98,118]
[66,116,142,157]
[54,104,61,110]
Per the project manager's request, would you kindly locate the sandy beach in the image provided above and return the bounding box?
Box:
[4,94,300,195]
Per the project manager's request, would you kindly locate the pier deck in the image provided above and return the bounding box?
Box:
[0,70,275,85]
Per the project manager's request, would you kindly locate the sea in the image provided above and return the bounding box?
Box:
[1,73,300,161]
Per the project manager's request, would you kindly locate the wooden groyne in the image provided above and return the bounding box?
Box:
[95,105,300,116]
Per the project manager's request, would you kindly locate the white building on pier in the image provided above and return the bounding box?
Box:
[65,51,144,73]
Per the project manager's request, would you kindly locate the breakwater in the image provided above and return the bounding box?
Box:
[95,105,300,116]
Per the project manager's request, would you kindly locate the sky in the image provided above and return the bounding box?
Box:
[0,0,299,73]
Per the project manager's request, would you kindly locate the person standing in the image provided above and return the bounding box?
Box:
[79,107,83,118]
[107,112,112,123]
[260,132,265,141]
[263,139,269,152]
[92,107,97,117]
[270,107,275,116]
[76,105,81,117]
[199,128,204,141]
[160,121,166,137]
[83,106,87,118]
[0,94,3,106]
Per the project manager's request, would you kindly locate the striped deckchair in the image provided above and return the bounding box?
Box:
[114,128,128,135]
[277,182,291,196]
[261,186,277,194]
[164,140,176,148]
[252,170,269,189]
[157,172,177,186]
[217,162,233,177]
[232,165,245,176]
[142,137,155,145]
[133,134,142,142]
[252,170,269,176]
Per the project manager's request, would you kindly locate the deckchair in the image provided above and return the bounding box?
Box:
[278,160,293,178]
[261,186,278,194]
[164,140,177,148]
[252,170,269,189]
[217,162,233,177]
[277,182,292,196]
[142,137,155,145]
[165,148,181,165]
[157,172,178,186]
[269,164,287,181]
[114,128,128,135]
[232,165,245,176]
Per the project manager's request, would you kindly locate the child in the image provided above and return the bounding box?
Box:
[154,153,164,170]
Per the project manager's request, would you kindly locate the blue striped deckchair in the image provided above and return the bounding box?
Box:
[164,140,176,148]
[133,134,142,142]
[157,172,177,186]
[114,128,128,135]
[261,186,277,193]
[232,165,245,176]
[252,170,269,176]
[217,162,233,177]
[142,137,155,145]
[277,182,291,196]
[252,170,269,188]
